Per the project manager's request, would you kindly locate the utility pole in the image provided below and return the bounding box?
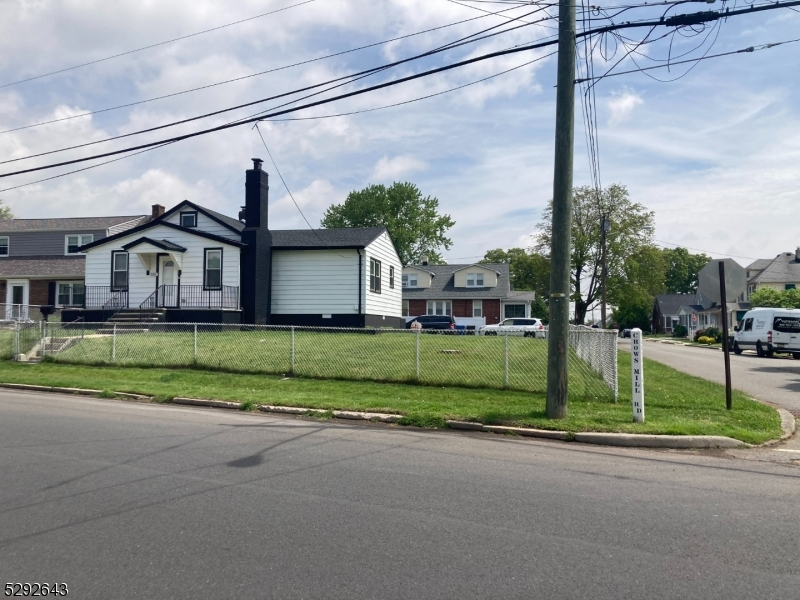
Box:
[601,214,610,328]
[545,0,576,419]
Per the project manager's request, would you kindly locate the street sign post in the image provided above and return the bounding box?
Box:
[631,328,645,423]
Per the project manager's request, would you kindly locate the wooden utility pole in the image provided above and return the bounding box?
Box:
[718,261,733,410]
[601,214,609,328]
[545,0,576,419]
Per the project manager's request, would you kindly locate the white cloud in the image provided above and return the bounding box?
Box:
[606,88,644,125]
[370,155,427,181]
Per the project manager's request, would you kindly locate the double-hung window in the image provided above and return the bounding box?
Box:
[466,272,484,287]
[402,300,409,317]
[204,249,222,290]
[65,234,93,255]
[472,300,483,318]
[0,236,8,256]
[370,258,381,293]
[111,252,129,291]
[426,301,451,316]
[402,274,417,288]
[389,266,395,289]
[57,282,85,307]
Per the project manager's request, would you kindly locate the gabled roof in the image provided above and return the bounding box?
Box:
[271,227,386,249]
[0,215,148,233]
[748,252,800,284]
[654,294,692,316]
[162,200,245,234]
[79,219,245,252]
[122,237,187,252]
[746,258,772,272]
[451,263,501,275]
[402,263,516,300]
[403,265,436,277]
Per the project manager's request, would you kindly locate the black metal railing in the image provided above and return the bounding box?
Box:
[137,285,239,310]
[84,286,129,309]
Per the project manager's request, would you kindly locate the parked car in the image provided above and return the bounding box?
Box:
[619,329,632,338]
[406,315,457,332]
[479,318,546,338]
[733,308,800,358]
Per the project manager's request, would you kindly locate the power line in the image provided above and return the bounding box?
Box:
[0,6,559,166]
[654,239,757,261]
[0,0,317,89]
[3,0,799,180]
[0,2,535,135]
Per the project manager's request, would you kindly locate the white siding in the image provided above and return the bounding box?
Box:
[84,224,240,307]
[163,210,241,239]
[271,250,360,314]
[364,232,402,318]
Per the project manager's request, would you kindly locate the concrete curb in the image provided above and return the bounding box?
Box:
[774,408,797,444]
[0,382,150,400]
[447,419,750,448]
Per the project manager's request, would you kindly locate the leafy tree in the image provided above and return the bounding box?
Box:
[535,184,655,325]
[610,246,666,331]
[321,182,454,265]
[0,200,13,220]
[662,247,710,294]
[612,296,652,331]
[530,296,549,323]
[480,248,550,300]
[749,287,800,309]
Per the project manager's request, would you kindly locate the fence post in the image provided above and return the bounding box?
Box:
[504,333,509,388]
[112,324,116,363]
[14,320,19,359]
[194,323,198,362]
[415,329,420,380]
[290,326,295,374]
[42,321,47,359]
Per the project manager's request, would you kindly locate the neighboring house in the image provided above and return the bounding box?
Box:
[401,262,536,327]
[652,294,687,334]
[655,289,749,335]
[0,214,148,318]
[746,251,800,298]
[70,159,403,327]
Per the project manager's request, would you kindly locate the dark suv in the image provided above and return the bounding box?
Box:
[405,315,457,332]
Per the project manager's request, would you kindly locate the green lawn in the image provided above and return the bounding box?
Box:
[43,326,614,399]
[0,352,781,443]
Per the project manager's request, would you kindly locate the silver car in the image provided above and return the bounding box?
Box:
[480,318,546,338]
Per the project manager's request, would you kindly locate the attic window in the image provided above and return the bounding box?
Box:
[466,273,484,287]
[402,274,417,288]
[65,234,93,254]
[180,212,198,228]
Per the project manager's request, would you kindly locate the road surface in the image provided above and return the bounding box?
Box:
[620,339,800,412]
[1,390,799,599]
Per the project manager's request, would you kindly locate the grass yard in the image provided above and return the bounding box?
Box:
[45,326,614,399]
[0,329,14,360]
[0,351,782,443]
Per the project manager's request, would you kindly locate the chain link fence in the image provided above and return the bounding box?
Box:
[10,322,618,400]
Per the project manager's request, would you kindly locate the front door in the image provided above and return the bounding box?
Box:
[159,257,177,307]
[5,280,29,320]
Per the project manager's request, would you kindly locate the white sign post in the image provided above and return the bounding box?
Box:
[630,328,645,423]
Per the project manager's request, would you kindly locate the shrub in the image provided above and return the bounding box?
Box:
[672,324,688,338]
[697,336,715,345]
[704,327,722,343]
[693,328,706,342]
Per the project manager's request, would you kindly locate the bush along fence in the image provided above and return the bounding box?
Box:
[8,322,619,400]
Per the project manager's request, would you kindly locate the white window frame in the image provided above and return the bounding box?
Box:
[204,248,223,290]
[402,300,409,317]
[370,258,381,293]
[426,300,452,316]
[472,300,483,318]
[56,281,85,307]
[402,274,418,288]
[389,266,395,289]
[466,272,484,287]
[111,251,129,291]
[0,236,8,257]
[180,211,198,228]
[65,234,93,255]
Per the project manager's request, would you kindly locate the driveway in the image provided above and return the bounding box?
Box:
[620,339,800,412]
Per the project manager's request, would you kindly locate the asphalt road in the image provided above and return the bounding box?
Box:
[620,339,800,412]
[2,390,800,599]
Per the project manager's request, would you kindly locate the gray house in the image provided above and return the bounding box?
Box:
[0,214,148,318]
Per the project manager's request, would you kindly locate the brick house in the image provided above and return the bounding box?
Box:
[401,262,536,326]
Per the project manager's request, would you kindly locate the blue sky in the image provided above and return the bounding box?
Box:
[0,0,798,266]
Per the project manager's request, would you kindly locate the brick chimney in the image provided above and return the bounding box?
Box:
[240,158,272,324]
[151,204,165,218]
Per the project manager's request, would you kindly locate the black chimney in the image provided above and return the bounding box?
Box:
[240,158,272,324]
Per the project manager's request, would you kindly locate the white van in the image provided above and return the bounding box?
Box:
[733,308,800,358]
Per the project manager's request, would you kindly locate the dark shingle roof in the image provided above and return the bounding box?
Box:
[402,263,520,300]
[0,215,147,232]
[122,237,187,252]
[271,227,386,249]
[203,206,246,232]
[0,256,85,277]
[749,253,800,284]
[655,294,693,316]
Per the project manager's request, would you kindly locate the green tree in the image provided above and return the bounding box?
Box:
[480,248,550,300]
[610,246,666,331]
[535,184,655,325]
[0,200,13,220]
[662,247,710,294]
[749,287,800,309]
[320,182,454,265]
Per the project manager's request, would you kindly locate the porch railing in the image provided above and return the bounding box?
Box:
[83,286,129,309]
[138,285,239,310]
[0,304,31,321]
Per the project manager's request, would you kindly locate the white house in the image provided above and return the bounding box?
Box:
[71,159,404,327]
